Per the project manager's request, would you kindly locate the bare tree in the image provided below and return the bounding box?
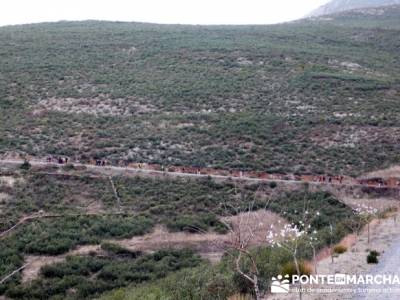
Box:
[218,186,272,300]
[345,204,378,245]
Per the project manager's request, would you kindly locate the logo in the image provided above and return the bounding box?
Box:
[271,274,290,294]
[334,274,346,285]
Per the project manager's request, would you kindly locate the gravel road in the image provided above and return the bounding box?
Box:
[354,236,400,300]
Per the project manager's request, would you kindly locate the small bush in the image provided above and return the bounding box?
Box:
[20,160,31,170]
[367,251,380,264]
[333,245,347,254]
[281,260,312,282]
[269,181,277,189]
[367,254,378,264]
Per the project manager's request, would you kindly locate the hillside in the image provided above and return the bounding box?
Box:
[307,4,400,29]
[1,10,400,300]
[0,7,400,176]
[309,0,400,17]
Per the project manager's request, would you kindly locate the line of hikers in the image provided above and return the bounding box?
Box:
[39,156,400,188]
[43,156,347,184]
[95,160,106,166]
[317,175,344,184]
[46,156,107,167]
[46,156,69,164]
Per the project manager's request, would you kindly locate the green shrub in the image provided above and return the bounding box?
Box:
[20,160,31,170]
[333,245,347,254]
[367,251,380,264]
[367,254,378,264]
[11,249,202,299]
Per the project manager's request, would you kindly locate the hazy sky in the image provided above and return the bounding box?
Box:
[0,0,331,27]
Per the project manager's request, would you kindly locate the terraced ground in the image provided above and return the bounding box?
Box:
[1,6,400,176]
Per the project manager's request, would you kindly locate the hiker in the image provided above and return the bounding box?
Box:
[46,157,52,163]
[102,160,105,166]
[58,157,64,164]
[65,157,68,164]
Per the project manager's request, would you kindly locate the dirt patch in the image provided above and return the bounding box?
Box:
[113,211,288,261]
[33,96,157,117]
[113,225,225,255]
[21,245,102,283]
[22,256,65,283]
[69,245,101,256]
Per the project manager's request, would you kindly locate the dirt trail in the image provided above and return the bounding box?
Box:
[1,158,397,191]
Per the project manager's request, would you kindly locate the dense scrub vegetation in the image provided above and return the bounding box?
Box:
[1,6,400,175]
[5,249,202,300]
[0,173,116,232]
[0,215,154,295]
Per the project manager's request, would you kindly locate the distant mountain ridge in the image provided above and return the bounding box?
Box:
[309,0,400,16]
